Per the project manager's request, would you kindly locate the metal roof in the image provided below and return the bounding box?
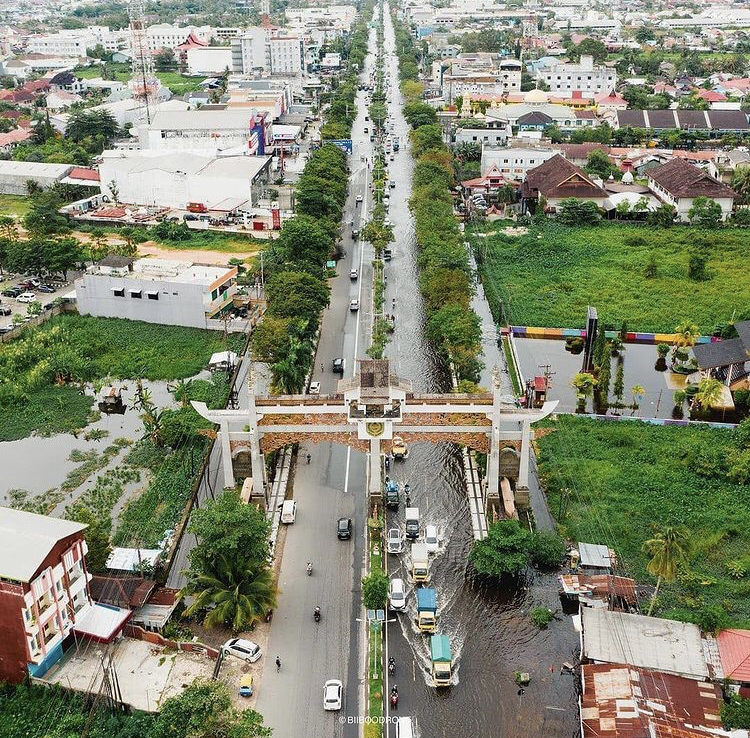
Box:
[582,609,709,679]
[692,338,748,369]
[578,542,615,569]
[0,508,87,583]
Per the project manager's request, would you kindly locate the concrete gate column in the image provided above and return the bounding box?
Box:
[518,419,531,491]
[368,437,382,502]
[219,420,234,490]
[247,366,266,503]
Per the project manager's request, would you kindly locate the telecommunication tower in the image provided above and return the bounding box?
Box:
[128,0,159,124]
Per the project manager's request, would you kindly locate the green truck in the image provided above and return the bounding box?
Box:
[430,634,453,687]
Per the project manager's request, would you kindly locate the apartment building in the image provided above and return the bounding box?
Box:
[537,55,616,99]
[481,145,557,180]
[269,36,304,75]
[441,54,522,104]
[76,256,239,328]
[231,27,270,73]
[145,23,212,52]
[0,508,129,684]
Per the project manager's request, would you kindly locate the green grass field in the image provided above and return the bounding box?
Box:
[537,416,750,627]
[73,65,207,93]
[0,194,31,219]
[472,222,750,333]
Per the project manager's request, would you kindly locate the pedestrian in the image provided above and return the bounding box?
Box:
[306,453,311,464]
[276,656,282,672]
[321,362,324,372]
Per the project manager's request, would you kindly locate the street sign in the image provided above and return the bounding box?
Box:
[329,139,353,155]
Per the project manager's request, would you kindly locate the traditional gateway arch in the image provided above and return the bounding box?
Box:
[192,359,557,522]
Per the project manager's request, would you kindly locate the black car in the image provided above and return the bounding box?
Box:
[2,287,22,298]
[0,305,11,316]
[337,517,352,540]
[332,358,345,374]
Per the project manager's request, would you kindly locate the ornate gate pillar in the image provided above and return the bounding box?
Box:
[368,438,382,501]
[219,420,234,490]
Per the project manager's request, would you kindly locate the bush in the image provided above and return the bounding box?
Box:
[470,520,531,576]
[529,531,566,569]
[530,607,554,628]
[722,694,750,730]
[362,570,389,609]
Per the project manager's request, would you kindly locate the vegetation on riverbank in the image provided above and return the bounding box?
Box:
[0,315,240,440]
[472,221,750,332]
[537,415,750,627]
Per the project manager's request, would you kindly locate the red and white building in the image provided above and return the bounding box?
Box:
[0,508,130,684]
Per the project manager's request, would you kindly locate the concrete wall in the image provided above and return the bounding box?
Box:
[75,273,233,328]
[186,46,233,76]
[0,166,71,195]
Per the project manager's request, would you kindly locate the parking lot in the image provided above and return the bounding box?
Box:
[0,274,75,332]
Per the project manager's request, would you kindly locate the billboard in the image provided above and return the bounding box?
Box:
[329,139,353,155]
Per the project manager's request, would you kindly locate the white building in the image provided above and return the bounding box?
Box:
[284,5,357,30]
[75,256,239,329]
[27,30,95,57]
[230,27,270,74]
[537,55,616,99]
[186,46,233,75]
[134,108,270,155]
[0,160,73,195]
[98,150,272,209]
[441,55,522,104]
[455,124,511,147]
[481,145,557,180]
[145,24,212,52]
[269,36,304,75]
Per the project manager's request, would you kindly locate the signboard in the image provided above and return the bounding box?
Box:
[271,207,281,230]
[329,139,353,155]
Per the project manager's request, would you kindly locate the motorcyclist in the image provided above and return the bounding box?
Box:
[314,606,321,622]
[307,561,313,575]
[388,657,395,674]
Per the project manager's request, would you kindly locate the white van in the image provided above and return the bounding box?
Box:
[281,499,297,524]
[395,717,414,738]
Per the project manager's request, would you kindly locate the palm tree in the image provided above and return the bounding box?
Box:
[182,555,277,632]
[643,526,689,616]
[673,320,701,349]
[731,165,750,206]
[630,384,646,414]
[693,378,724,411]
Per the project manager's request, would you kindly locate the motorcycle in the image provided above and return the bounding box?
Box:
[390,687,398,709]
[307,562,313,576]
[388,658,395,676]
[314,606,321,623]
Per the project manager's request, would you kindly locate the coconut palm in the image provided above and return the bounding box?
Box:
[182,554,277,632]
[693,377,724,411]
[731,165,750,206]
[643,526,689,616]
[673,321,701,349]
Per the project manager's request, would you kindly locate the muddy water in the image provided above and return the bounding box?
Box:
[381,6,579,735]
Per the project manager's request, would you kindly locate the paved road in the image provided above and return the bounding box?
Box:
[255,24,380,738]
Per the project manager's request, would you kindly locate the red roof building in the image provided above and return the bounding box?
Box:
[718,629,750,683]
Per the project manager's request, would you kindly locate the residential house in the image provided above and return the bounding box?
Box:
[0,127,32,153]
[536,55,617,99]
[647,157,737,221]
[481,145,556,182]
[692,320,750,390]
[0,507,130,684]
[75,256,239,329]
[521,154,608,213]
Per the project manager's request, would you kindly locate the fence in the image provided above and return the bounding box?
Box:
[123,624,220,660]
[0,302,77,343]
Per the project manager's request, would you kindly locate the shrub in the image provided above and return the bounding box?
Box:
[722,694,750,730]
[362,570,389,609]
[530,607,554,628]
[696,603,729,634]
[529,531,566,569]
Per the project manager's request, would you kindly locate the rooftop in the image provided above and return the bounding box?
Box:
[648,157,737,199]
[0,508,87,583]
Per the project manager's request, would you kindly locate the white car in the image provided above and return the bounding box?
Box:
[323,679,343,710]
[388,577,406,611]
[356,194,363,204]
[16,292,35,303]
[222,638,262,663]
[387,527,404,554]
[424,524,439,553]
[308,381,320,395]
[349,299,360,311]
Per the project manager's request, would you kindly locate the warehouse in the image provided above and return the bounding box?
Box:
[98,150,272,210]
[0,160,73,195]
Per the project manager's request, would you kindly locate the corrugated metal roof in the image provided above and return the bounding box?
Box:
[578,542,615,569]
[718,629,750,682]
[0,508,87,583]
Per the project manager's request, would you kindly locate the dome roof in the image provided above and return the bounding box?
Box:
[524,88,549,104]
[621,171,634,184]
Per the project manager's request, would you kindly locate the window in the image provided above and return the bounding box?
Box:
[130,290,142,299]
[147,291,159,301]
[113,287,124,297]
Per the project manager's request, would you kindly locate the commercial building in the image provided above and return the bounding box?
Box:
[27,30,95,57]
[134,108,272,155]
[75,256,239,329]
[537,55,616,99]
[144,24,212,52]
[0,508,130,684]
[186,46,233,76]
[614,108,750,135]
[231,27,270,74]
[481,145,556,181]
[269,36,304,75]
[0,160,73,195]
[98,150,272,210]
[441,54,522,103]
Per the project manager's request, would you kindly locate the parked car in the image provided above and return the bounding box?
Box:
[308,381,321,395]
[16,292,36,303]
[349,299,360,311]
[323,679,343,711]
[388,577,406,611]
[37,284,56,294]
[281,499,297,524]
[387,527,404,554]
[332,357,345,374]
[337,517,352,540]
[0,325,13,335]
[0,305,11,316]
[222,638,262,663]
[2,287,22,298]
